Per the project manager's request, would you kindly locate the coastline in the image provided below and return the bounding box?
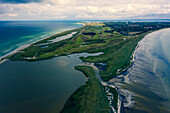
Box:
[76,23,86,26]
[1,21,170,113]
[105,29,168,112]
[114,29,168,78]
[132,28,170,62]
[0,26,83,64]
[116,28,170,113]
[0,44,30,64]
[109,33,148,112]
[113,28,170,111]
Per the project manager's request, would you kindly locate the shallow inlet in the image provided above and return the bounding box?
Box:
[0,52,102,113]
[115,28,170,113]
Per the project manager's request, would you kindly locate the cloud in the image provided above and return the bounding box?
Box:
[0,0,170,20]
[8,13,18,16]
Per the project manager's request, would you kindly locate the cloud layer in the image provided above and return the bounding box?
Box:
[0,0,170,20]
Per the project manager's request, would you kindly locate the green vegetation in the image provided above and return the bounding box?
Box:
[80,33,148,81]
[105,87,118,110]
[10,27,85,61]
[7,22,170,113]
[77,35,82,44]
[10,22,170,80]
[111,88,118,110]
[61,66,110,113]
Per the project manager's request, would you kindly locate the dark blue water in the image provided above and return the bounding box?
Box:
[0,21,81,57]
[0,52,100,113]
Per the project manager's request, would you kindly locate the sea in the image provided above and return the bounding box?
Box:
[117,28,170,113]
[0,21,81,58]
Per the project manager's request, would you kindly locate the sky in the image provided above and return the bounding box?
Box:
[0,0,170,20]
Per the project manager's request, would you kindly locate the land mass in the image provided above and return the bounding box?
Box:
[9,22,170,80]
[4,21,170,112]
[61,66,110,113]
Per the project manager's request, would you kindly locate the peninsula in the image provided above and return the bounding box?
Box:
[4,21,170,113]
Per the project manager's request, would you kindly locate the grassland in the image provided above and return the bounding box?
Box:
[80,32,148,80]
[10,22,160,80]
[61,66,110,113]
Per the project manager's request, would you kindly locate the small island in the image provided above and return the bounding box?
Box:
[4,21,170,113]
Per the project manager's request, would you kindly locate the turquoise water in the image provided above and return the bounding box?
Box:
[0,21,81,57]
[118,28,170,113]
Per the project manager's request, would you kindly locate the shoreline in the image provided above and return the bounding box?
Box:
[107,33,148,112]
[0,44,30,64]
[105,29,168,112]
[1,21,169,113]
[112,28,170,110]
[116,27,170,113]
[76,23,86,26]
[0,26,83,64]
[113,28,169,78]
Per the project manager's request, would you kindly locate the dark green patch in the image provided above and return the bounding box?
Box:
[61,66,110,113]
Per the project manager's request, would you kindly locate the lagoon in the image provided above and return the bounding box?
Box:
[0,54,83,113]
[0,52,103,113]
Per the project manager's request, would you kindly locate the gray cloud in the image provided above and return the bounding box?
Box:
[0,0,169,20]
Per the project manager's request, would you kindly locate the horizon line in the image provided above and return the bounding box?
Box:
[0,19,170,22]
